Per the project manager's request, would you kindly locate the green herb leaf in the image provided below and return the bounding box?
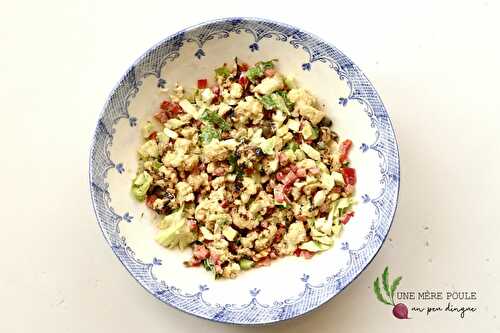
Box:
[373,277,392,305]
[246,66,263,83]
[152,160,163,170]
[390,276,402,303]
[286,141,299,152]
[260,95,275,110]
[202,259,215,275]
[382,266,391,301]
[228,153,243,179]
[271,93,289,113]
[201,109,230,131]
[200,125,220,144]
[275,90,294,109]
[257,59,278,70]
[215,66,231,78]
[311,126,319,140]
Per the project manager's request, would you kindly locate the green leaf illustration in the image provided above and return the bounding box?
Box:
[390,276,402,303]
[382,266,391,299]
[373,277,392,305]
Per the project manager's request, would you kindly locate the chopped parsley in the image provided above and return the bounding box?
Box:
[199,125,220,144]
[245,59,278,83]
[260,95,275,110]
[215,65,231,78]
[286,141,299,151]
[228,153,244,178]
[201,109,230,131]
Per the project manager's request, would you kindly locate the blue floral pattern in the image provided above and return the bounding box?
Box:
[89,18,400,325]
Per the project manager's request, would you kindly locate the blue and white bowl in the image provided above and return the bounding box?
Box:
[89,17,400,325]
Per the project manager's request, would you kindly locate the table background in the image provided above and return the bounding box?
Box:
[1,0,499,332]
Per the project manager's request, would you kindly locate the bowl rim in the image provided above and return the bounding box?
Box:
[89,16,400,325]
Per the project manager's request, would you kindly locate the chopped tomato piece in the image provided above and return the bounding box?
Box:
[154,110,169,123]
[341,211,355,224]
[197,79,208,89]
[276,171,285,182]
[341,167,356,185]
[301,250,315,259]
[238,75,249,87]
[187,219,198,231]
[264,68,276,77]
[170,102,183,114]
[309,167,320,175]
[256,257,272,267]
[339,139,353,163]
[147,131,157,140]
[238,62,249,71]
[332,185,343,193]
[282,171,298,186]
[160,100,171,110]
[283,184,292,195]
[295,168,307,178]
[145,194,157,209]
[293,248,302,257]
[274,186,285,203]
[278,152,288,165]
[193,244,210,260]
[211,85,220,95]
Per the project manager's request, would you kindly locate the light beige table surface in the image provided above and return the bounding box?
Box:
[1,0,499,332]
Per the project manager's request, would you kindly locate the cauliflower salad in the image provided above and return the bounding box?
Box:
[131,59,357,278]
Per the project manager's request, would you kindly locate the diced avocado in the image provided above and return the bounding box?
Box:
[156,131,169,145]
[155,208,195,249]
[286,141,299,152]
[300,143,321,161]
[286,222,306,246]
[337,197,351,210]
[311,126,319,140]
[152,160,163,170]
[299,241,329,252]
[260,136,276,155]
[284,149,296,162]
[314,217,332,235]
[272,110,287,127]
[284,74,297,89]
[179,99,199,119]
[312,235,334,246]
[239,258,254,270]
[200,226,214,240]
[165,118,185,130]
[276,125,289,137]
[268,159,279,173]
[138,140,159,159]
[320,173,335,192]
[287,119,300,132]
[158,165,168,176]
[222,226,238,241]
[141,121,155,138]
[158,207,184,229]
[332,171,345,185]
[317,161,329,173]
[331,224,342,235]
[301,121,314,140]
[131,171,153,201]
[163,128,178,139]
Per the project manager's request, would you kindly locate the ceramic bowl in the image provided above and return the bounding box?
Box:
[89,17,400,325]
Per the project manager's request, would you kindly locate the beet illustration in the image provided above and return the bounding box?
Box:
[392,303,409,319]
[373,267,409,319]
